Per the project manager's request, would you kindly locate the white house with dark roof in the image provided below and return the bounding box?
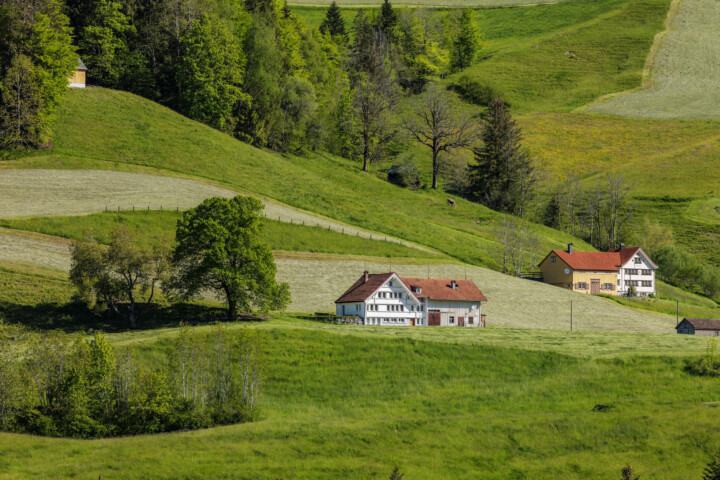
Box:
[334,271,487,327]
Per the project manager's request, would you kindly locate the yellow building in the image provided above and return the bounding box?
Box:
[68,58,87,88]
[539,244,624,295]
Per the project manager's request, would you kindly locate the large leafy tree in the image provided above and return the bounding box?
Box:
[0,0,75,148]
[177,14,246,133]
[449,8,478,72]
[172,196,290,320]
[319,1,346,42]
[468,98,535,217]
[78,0,135,86]
[0,55,43,149]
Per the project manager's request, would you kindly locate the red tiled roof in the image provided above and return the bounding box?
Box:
[335,273,394,303]
[400,278,487,302]
[677,318,720,330]
[550,250,622,271]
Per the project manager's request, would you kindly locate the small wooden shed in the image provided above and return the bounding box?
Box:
[68,58,87,88]
[676,318,720,336]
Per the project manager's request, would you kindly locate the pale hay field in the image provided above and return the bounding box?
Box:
[0,229,71,271]
[0,169,427,251]
[0,231,673,333]
[276,256,674,333]
[588,0,720,119]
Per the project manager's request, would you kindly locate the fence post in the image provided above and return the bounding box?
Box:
[117,206,120,212]
[160,205,162,211]
[133,206,135,212]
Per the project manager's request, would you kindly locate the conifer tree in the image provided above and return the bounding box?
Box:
[378,0,398,43]
[319,1,347,42]
[450,8,478,71]
[468,98,535,217]
[0,55,43,149]
[704,452,720,480]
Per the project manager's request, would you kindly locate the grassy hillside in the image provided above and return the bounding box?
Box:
[295,0,671,114]
[0,210,438,259]
[589,0,720,120]
[2,87,593,270]
[0,318,717,479]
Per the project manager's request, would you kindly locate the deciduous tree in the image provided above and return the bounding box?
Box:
[403,84,477,189]
[172,196,290,320]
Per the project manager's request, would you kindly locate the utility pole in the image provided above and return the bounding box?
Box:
[676,299,679,326]
[570,300,573,331]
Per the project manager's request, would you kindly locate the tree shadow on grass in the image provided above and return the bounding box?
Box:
[0,301,241,334]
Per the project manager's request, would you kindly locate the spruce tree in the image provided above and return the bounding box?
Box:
[0,55,43,149]
[319,1,347,41]
[468,98,535,216]
[450,8,478,72]
[704,451,720,480]
[378,0,398,43]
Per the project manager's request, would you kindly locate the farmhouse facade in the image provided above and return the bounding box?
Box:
[68,58,87,88]
[335,272,487,327]
[676,318,720,336]
[538,244,657,297]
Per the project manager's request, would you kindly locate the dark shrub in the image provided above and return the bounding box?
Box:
[388,164,421,188]
[451,75,503,107]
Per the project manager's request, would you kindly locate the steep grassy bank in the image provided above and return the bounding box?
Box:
[2,87,592,270]
[0,210,439,259]
[0,318,716,479]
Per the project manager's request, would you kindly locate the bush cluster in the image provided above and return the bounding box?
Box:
[655,246,720,300]
[0,325,262,438]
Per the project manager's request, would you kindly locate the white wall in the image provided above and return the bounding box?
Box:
[364,277,422,326]
[425,299,483,327]
[617,253,656,297]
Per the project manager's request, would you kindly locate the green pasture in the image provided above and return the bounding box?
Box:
[589,0,720,120]
[1,317,719,479]
[0,210,439,259]
[2,87,593,270]
[294,0,671,114]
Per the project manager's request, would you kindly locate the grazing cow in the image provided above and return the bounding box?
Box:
[447,198,456,207]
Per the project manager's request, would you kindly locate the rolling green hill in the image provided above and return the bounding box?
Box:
[589,0,720,120]
[0,317,717,479]
[2,87,592,270]
[295,0,671,114]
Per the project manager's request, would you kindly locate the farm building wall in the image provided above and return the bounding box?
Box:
[424,300,482,327]
[68,70,86,88]
[538,254,573,287]
[569,271,618,294]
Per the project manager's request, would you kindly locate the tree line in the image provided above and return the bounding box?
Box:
[70,195,290,328]
[0,325,262,438]
[0,0,483,154]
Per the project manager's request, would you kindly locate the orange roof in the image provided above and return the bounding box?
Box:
[400,278,487,302]
[545,247,655,271]
[335,273,394,303]
[551,250,622,271]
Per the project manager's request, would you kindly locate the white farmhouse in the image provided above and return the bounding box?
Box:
[334,271,487,327]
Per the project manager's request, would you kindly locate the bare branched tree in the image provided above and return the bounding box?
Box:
[403,84,478,189]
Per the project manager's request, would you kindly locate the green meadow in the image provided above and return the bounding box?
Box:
[3,87,593,270]
[0,210,439,259]
[589,0,720,120]
[0,316,718,479]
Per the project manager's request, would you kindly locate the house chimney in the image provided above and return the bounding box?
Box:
[567,243,573,254]
[451,280,458,289]
[363,271,369,283]
[620,243,626,250]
